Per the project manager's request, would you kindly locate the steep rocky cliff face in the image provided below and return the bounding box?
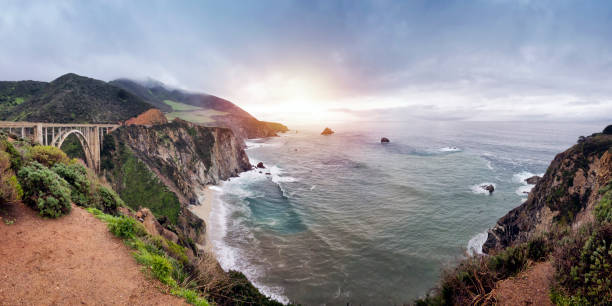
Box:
[101,118,251,246]
[483,131,612,253]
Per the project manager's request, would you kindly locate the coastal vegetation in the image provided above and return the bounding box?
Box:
[0,131,212,305]
[417,127,612,305]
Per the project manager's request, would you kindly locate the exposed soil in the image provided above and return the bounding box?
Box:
[0,202,186,305]
[494,261,554,306]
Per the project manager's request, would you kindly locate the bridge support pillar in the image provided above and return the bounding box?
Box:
[34,124,43,145]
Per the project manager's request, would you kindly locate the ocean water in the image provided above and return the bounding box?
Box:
[207,120,603,304]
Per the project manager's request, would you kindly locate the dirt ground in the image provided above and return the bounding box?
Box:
[0,202,186,305]
[494,261,554,306]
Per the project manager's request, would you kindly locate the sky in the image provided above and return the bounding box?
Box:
[1,0,612,124]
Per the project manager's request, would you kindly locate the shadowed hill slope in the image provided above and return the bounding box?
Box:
[0,73,154,123]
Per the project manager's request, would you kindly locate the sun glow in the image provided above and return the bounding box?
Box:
[236,73,354,124]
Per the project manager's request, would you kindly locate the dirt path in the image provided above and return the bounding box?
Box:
[0,202,186,305]
[494,261,554,306]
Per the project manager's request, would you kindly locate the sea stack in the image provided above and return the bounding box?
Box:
[321,127,334,135]
[381,137,390,143]
[482,184,495,194]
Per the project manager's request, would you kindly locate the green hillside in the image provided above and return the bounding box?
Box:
[0,73,153,123]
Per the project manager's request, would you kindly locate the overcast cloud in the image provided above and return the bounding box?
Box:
[1,0,611,123]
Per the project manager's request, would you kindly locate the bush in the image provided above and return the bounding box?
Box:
[51,162,91,207]
[487,244,528,279]
[1,139,24,170]
[595,182,612,223]
[108,215,145,239]
[553,223,612,305]
[29,146,69,167]
[526,235,549,261]
[0,151,22,205]
[18,162,71,217]
[93,185,124,214]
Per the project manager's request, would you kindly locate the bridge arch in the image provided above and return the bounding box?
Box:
[54,129,96,169]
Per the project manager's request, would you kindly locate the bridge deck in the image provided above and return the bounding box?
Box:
[0,121,120,128]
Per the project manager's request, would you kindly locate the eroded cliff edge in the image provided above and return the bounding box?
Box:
[101,118,251,248]
[483,130,612,253]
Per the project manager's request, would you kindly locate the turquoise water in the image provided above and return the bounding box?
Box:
[207,120,603,304]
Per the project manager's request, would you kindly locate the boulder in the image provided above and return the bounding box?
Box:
[256,162,265,169]
[381,137,390,143]
[525,175,542,185]
[482,184,495,194]
[321,127,334,135]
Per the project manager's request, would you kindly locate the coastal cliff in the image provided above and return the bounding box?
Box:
[101,118,251,246]
[483,130,612,252]
[418,125,612,305]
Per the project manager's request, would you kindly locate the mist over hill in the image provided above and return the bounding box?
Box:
[111,78,288,140]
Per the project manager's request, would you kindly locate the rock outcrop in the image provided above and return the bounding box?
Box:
[381,137,390,143]
[525,175,542,185]
[123,109,168,126]
[483,131,612,253]
[321,127,334,135]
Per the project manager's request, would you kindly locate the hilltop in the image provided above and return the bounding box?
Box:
[0,73,153,123]
[110,78,288,140]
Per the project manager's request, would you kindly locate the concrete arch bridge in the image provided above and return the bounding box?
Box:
[0,121,119,172]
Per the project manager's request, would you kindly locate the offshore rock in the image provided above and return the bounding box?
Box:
[321,127,334,135]
[482,184,495,193]
[381,137,390,143]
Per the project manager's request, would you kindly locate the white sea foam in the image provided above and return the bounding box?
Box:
[208,185,223,193]
[486,161,494,170]
[439,146,462,152]
[467,231,488,256]
[470,182,496,194]
[208,177,290,304]
[269,165,298,183]
[512,171,544,196]
[245,139,284,150]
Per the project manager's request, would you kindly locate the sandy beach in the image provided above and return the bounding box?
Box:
[188,186,216,253]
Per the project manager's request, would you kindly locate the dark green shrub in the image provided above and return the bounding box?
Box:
[554,223,612,305]
[93,185,124,214]
[487,244,528,279]
[28,145,69,167]
[51,162,91,207]
[595,182,612,223]
[526,235,549,261]
[18,162,71,217]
